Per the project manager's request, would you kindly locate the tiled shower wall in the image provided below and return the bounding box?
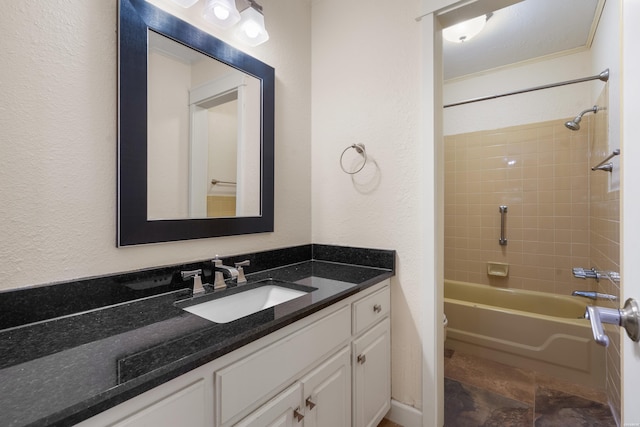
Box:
[444,87,621,420]
[444,118,593,295]
[589,87,621,422]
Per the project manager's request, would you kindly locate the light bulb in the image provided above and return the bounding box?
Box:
[244,22,261,39]
[203,0,241,28]
[235,5,269,46]
[213,5,230,20]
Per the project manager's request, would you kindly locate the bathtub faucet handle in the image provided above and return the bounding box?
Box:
[584,299,640,347]
[572,267,599,281]
[572,267,621,284]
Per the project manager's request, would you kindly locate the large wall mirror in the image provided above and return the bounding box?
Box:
[118,0,274,246]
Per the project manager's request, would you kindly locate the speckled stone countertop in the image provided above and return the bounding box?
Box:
[0,244,394,427]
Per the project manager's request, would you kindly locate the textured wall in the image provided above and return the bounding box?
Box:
[311,0,424,409]
[0,0,312,291]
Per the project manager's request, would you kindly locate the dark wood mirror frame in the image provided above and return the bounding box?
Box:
[118,0,274,246]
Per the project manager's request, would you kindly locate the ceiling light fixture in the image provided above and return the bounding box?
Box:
[443,15,487,43]
[203,0,241,28]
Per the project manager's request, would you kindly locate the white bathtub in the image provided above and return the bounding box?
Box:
[444,279,605,388]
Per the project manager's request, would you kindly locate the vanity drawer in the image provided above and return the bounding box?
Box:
[215,305,350,426]
[352,285,390,335]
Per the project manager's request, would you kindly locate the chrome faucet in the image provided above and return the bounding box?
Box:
[210,256,251,289]
[572,290,617,301]
[213,257,238,278]
[211,256,251,288]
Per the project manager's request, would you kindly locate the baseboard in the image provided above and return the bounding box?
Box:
[385,399,422,427]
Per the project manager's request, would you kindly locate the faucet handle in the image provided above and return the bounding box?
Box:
[234,260,250,285]
[181,269,205,295]
[572,267,599,280]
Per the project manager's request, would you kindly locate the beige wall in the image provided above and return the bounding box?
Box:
[0,0,312,291]
[444,117,593,295]
[311,0,424,410]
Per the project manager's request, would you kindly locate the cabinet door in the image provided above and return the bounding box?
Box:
[352,318,390,427]
[300,347,351,427]
[235,383,303,427]
[216,306,350,426]
[110,379,207,427]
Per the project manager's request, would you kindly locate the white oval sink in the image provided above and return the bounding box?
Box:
[182,285,309,323]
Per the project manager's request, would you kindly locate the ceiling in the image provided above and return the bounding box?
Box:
[443,0,604,81]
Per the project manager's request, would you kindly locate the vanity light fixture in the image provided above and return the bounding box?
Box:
[443,14,488,43]
[167,0,269,46]
[203,0,241,28]
[235,0,269,46]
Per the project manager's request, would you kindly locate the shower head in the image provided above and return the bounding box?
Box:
[565,105,599,131]
[565,119,581,131]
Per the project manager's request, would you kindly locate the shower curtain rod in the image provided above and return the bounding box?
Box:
[443,68,609,108]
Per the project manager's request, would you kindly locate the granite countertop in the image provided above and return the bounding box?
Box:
[0,244,394,427]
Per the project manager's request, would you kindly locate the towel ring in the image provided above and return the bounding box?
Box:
[340,143,367,174]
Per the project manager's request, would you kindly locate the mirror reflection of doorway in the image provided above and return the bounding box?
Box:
[190,84,240,218]
[205,95,238,218]
[146,30,262,221]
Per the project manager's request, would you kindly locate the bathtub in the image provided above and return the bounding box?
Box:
[444,279,605,388]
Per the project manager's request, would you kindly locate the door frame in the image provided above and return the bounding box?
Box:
[620,0,640,423]
[419,2,523,425]
[420,0,640,425]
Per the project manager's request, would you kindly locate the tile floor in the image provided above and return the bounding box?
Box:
[444,349,617,426]
[377,349,616,426]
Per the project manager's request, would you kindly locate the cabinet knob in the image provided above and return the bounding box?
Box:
[305,397,316,409]
[293,407,304,422]
[357,354,366,364]
[373,304,382,313]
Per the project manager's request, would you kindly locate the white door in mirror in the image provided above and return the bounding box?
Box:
[183,286,308,323]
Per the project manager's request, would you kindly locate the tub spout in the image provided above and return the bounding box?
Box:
[572,290,617,301]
